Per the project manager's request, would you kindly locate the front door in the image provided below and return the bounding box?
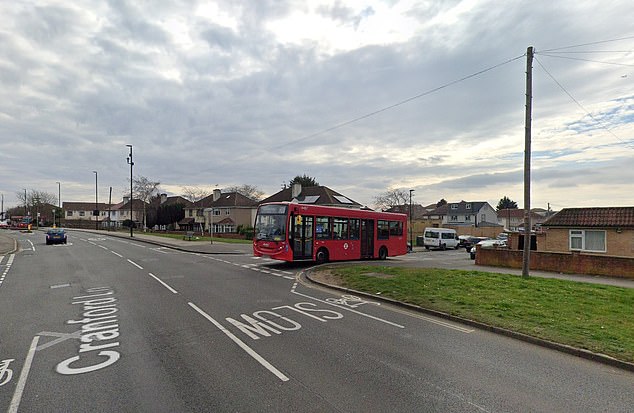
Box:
[292,215,314,260]
[360,219,374,258]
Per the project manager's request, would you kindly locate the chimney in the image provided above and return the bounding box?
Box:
[291,183,302,199]
[213,188,221,201]
[123,196,130,204]
[160,193,167,204]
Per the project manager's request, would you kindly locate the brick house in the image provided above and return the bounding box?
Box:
[540,207,634,257]
[63,201,112,227]
[183,189,257,234]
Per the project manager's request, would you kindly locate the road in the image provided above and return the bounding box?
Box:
[1,229,633,412]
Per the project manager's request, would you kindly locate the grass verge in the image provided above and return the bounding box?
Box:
[147,232,252,244]
[321,265,634,363]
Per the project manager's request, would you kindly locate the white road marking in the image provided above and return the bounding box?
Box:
[291,289,404,329]
[148,272,178,294]
[110,251,123,258]
[27,240,35,251]
[127,259,144,270]
[8,336,40,413]
[188,302,289,382]
[98,245,108,250]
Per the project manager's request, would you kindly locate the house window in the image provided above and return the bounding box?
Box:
[466,203,471,209]
[451,204,458,210]
[224,208,230,215]
[450,215,458,221]
[67,211,73,217]
[213,209,221,216]
[79,211,85,217]
[465,215,471,221]
[196,209,204,217]
[569,230,606,252]
[481,214,486,221]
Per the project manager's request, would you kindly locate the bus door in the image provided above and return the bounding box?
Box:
[360,219,374,258]
[291,215,314,260]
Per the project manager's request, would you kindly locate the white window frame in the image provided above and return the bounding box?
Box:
[569,229,606,252]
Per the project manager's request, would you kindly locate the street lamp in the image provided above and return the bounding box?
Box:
[56,181,61,227]
[409,189,415,251]
[126,145,134,237]
[93,171,98,230]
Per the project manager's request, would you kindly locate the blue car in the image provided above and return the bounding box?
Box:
[46,228,67,245]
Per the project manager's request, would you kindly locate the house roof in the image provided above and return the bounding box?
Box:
[260,186,361,207]
[150,195,192,208]
[385,204,428,219]
[424,201,489,216]
[63,202,112,211]
[497,208,545,219]
[543,207,634,228]
[192,192,258,208]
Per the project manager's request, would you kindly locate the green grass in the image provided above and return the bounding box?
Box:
[324,265,634,363]
[146,232,252,244]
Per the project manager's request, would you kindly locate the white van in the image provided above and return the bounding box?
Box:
[423,228,459,250]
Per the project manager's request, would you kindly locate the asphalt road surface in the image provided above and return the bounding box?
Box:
[1,230,633,412]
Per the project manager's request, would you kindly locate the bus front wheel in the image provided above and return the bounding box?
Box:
[316,248,329,264]
[378,246,388,260]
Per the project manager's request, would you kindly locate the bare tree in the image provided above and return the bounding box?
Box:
[373,188,409,211]
[224,184,264,201]
[181,186,211,203]
[15,189,57,214]
[131,176,160,230]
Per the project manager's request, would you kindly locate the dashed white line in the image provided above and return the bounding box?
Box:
[127,259,144,270]
[188,302,289,382]
[110,251,123,258]
[148,272,178,294]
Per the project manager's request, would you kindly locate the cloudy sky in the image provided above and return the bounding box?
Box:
[1,0,633,212]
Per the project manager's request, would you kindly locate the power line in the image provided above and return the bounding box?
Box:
[534,56,634,149]
[539,35,634,53]
[275,54,525,148]
[537,53,634,67]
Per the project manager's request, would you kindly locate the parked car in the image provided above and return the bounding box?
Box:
[469,238,506,259]
[0,221,9,229]
[461,236,489,251]
[46,228,67,245]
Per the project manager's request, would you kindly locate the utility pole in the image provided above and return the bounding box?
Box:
[409,189,414,251]
[127,145,134,237]
[522,46,534,278]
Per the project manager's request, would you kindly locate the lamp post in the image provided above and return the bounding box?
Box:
[56,181,61,227]
[126,145,134,237]
[409,189,414,251]
[93,171,98,230]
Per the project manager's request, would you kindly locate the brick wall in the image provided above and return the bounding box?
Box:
[476,247,634,279]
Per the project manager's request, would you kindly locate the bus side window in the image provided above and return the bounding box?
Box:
[377,220,390,240]
[349,219,360,239]
[333,218,349,240]
[316,216,329,240]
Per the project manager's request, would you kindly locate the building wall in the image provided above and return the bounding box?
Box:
[476,247,634,279]
[538,228,634,257]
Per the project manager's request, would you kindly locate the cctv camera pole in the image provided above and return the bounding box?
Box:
[522,46,533,278]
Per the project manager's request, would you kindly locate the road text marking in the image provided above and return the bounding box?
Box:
[188,302,289,382]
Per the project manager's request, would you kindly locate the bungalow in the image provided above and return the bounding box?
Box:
[540,207,634,257]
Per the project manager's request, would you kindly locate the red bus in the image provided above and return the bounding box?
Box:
[253,202,408,262]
